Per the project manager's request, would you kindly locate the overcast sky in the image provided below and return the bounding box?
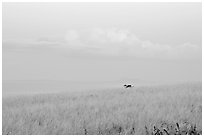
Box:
[2,2,202,83]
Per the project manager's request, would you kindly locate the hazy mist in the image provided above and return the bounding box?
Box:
[3,2,202,84]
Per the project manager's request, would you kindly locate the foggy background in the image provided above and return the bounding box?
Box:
[2,2,202,95]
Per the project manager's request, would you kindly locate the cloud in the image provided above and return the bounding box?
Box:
[36,36,63,45]
[3,37,63,51]
[62,28,201,60]
[86,28,140,45]
[3,28,201,60]
[65,30,79,42]
[89,28,131,43]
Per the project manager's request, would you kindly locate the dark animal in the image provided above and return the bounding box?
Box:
[124,84,134,88]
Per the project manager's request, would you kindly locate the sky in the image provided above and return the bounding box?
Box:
[2,2,202,83]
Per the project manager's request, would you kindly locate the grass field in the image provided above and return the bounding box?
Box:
[2,82,202,135]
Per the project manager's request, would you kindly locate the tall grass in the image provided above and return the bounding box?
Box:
[2,82,202,135]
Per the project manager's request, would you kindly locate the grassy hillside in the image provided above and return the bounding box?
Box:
[2,82,202,135]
